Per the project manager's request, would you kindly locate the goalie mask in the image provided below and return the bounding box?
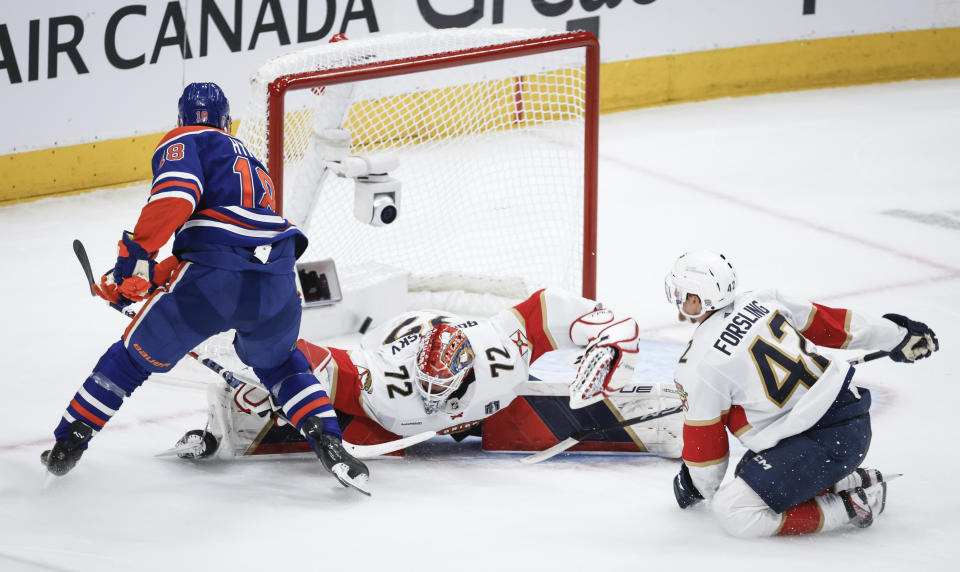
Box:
[664,250,737,319]
[415,324,475,414]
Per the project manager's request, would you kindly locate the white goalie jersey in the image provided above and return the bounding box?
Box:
[188,289,685,459]
[309,288,607,436]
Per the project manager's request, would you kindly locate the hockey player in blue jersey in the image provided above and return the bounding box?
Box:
[42,82,370,494]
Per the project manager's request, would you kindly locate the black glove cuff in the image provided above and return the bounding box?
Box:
[882,313,910,329]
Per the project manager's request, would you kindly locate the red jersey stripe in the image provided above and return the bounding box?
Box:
[776,499,824,535]
[724,405,752,437]
[511,289,557,363]
[327,346,365,417]
[297,340,332,371]
[801,303,852,349]
[682,420,729,465]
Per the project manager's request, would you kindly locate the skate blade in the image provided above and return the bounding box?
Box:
[41,470,56,491]
[331,463,371,497]
[154,443,204,458]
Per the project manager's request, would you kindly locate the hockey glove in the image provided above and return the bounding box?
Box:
[884,313,939,363]
[92,232,166,307]
[151,256,180,289]
[673,463,704,509]
[92,273,128,309]
[569,318,639,409]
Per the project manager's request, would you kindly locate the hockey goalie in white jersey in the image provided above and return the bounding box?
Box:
[666,251,939,538]
[177,288,679,459]
[312,288,640,436]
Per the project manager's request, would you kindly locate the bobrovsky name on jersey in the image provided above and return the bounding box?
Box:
[385,320,479,355]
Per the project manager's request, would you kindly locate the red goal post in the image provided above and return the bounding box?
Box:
[239,29,599,308]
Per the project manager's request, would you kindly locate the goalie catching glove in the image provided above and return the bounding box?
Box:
[884,313,939,363]
[92,232,178,308]
[569,311,640,409]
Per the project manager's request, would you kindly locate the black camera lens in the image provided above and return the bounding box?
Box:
[379,204,398,224]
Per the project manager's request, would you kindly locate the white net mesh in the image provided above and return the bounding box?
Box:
[237,29,592,313]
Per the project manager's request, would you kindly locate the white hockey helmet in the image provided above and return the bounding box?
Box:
[414,324,476,414]
[664,251,737,319]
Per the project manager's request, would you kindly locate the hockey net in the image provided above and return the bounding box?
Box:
[236,28,598,316]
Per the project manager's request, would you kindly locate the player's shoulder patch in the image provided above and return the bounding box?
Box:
[509,329,529,357]
[357,366,373,394]
[674,380,689,412]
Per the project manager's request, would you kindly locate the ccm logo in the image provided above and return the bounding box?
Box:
[752,454,773,470]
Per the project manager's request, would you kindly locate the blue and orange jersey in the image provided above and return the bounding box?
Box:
[131,125,306,261]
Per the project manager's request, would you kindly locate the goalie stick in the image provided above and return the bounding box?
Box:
[521,350,891,464]
[155,427,438,461]
[72,239,435,461]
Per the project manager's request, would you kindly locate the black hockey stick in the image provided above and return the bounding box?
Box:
[72,239,137,317]
[73,239,97,296]
[521,350,891,464]
[849,350,889,364]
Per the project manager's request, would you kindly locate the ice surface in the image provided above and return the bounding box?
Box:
[1,79,958,571]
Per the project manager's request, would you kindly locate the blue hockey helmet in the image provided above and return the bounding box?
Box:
[177,82,231,131]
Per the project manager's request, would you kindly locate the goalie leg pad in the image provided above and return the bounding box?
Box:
[611,383,684,458]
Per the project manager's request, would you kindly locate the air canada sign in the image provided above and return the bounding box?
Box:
[0,1,378,83]
[0,0,660,85]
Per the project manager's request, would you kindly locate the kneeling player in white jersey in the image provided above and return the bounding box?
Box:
[182,288,683,458]
[666,251,938,537]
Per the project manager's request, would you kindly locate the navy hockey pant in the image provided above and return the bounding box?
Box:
[55,258,338,442]
[735,370,873,513]
[123,261,302,372]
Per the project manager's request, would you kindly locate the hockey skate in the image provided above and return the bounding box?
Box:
[41,420,94,477]
[156,429,220,459]
[301,416,371,496]
[840,482,888,528]
[831,468,900,493]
